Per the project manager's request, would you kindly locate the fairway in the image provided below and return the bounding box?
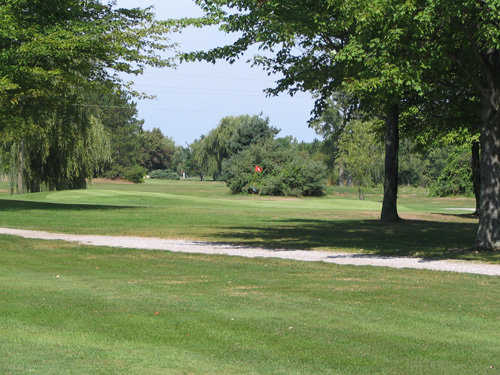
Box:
[3,1,500,374]
[0,181,499,374]
[1,235,499,374]
[4,1,500,373]
[0,180,493,263]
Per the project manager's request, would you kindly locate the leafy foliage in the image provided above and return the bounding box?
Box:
[202,114,279,179]
[149,169,179,180]
[398,140,428,187]
[0,1,172,191]
[94,91,145,179]
[188,137,213,181]
[141,128,177,172]
[429,146,473,197]
[337,120,384,198]
[224,140,326,196]
[123,165,147,184]
[0,107,111,192]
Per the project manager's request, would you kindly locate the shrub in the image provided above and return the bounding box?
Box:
[123,165,147,184]
[149,169,179,180]
[429,146,472,196]
[223,140,327,196]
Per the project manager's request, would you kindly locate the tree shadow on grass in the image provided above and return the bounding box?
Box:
[0,199,136,211]
[433,212,478,219]
[211,218,499,263]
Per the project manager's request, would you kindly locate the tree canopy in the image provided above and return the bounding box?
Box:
[0,0,173,191]
[201,114,279,179]
[173,0,500,250]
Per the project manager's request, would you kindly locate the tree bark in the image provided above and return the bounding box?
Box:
[358,186,365,200]
[381,103,400,222]
[476,91,500,250]
[471,141,481,216]
[27,177,41,193]
[16,141,25,194]
[338,165,345,186]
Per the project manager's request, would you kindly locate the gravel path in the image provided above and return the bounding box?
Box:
[1,227,499,276]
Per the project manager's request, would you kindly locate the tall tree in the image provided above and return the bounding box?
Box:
[337,119,384,200]
[189,137,211,181]
[420,0,500,250]
[90,91,145,179]
[0,0,172,191]
[175,0,429,222]
[202,114,278,179]
[311,93,359,179]
[141,128,177,172]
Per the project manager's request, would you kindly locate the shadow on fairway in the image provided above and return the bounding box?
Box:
[433,212,478,219]
[0,199,135,211]
[212,218,499,263]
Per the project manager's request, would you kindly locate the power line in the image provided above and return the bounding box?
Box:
[133,84,269,96]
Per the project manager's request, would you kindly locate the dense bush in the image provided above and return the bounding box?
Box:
[149,169,179,180]
[429,146,472,196]
[123,165,147,184]
[223,140,327,196]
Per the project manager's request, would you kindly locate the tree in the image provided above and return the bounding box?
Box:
[203,118,239,180]
[189,137,211,181]
[0,1,172,191]
[224,138,327,196]
[429,144,473,197]
[201,114,278,179]
[228,114,279,153]
[311,94,355,181]
[141,128,177,172]
[417,0,500,249]
[172,146,192,177]
[337,119,384,199]
[84,89,145,180]
[175,0,431,222]
[0,97,112,191]
[398,139,428,187]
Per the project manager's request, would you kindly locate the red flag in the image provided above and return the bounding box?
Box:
[254,165,263,173]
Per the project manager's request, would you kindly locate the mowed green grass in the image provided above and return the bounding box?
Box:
[0,180,489,260]
[0,179,495,263]
[1,235,499,374]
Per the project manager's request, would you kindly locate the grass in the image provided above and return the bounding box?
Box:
[0,180,495,263]
[0,235,499,374]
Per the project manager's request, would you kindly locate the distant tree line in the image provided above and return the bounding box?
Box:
[93,103,475,200]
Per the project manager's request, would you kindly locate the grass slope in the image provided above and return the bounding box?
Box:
[0,235,498,374]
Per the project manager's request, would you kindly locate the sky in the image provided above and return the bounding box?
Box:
[115,0,319,146]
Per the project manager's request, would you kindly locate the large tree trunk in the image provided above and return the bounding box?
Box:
[476,87,500,250]
[471,140,481,216]
[381,104,400,222]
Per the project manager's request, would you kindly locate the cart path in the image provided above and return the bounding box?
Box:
[1,227,499,276]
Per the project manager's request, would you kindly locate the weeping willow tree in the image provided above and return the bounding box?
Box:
[0,0,173,193]
[0,140,26,194]
[0,103,111,193]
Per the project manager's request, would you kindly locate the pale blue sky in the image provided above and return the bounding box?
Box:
[116,0,318,146]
